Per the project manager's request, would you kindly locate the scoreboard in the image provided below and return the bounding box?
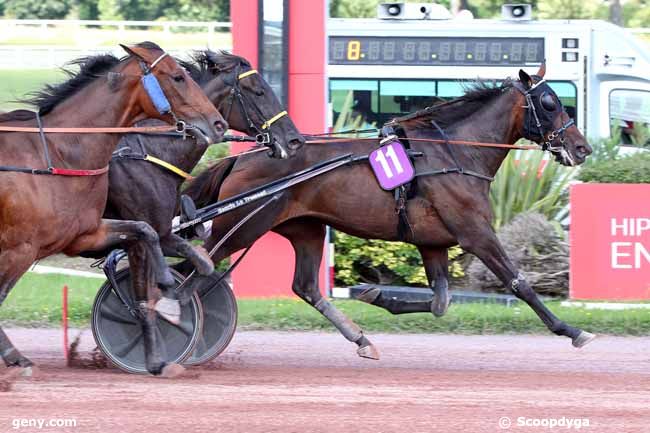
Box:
[329,36,545,66]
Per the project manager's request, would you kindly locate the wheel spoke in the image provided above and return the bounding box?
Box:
[100,302,138,326]
[112,331,143,357]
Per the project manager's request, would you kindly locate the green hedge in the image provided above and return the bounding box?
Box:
[578,152,650,183]
[334,232,464,287]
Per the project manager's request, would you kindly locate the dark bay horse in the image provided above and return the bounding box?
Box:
[97,50,304,322]
[0,42,224,376]
[183,65,594,359]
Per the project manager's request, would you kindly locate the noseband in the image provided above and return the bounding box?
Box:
[222,66,288,146]
[513,78,575,154]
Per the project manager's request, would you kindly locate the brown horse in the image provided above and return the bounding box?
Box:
[0,42,225,376]
[183,65,594,359]
[96,50,304,323]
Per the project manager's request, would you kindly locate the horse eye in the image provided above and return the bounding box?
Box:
[173,75,185,83]
[540,93,556,111]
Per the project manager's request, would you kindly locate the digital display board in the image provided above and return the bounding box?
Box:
[329,36,545,66]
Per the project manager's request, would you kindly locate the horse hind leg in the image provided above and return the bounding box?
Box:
[276,221,379,360]
[161,233,214,276]
[0,243,38,374]
[357,247,450,317]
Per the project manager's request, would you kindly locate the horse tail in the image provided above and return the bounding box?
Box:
[183,158,237,208]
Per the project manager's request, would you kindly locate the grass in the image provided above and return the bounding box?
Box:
[2,273,650,336]
[0,69,64,111]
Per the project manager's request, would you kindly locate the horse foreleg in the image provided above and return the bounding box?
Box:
[458,223,595,348]
[69,219,182,375]
[276,221,380,360]
[69,219,173,287]
[356,247,450,317]
[0,243,38,373]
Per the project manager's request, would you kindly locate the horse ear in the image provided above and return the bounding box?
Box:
[120,44,148,63]
[537,61,547,78]
[518,69,533,89]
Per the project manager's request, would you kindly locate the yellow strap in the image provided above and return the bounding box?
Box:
[238,69,258,80]
[144,155,193,180]
[261,111,288,130]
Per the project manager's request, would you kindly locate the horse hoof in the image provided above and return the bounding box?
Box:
[572,331,596,348]
[155,297,181,325]
[160,363,186,378]
[431,293,450,318]
[19,366,33,377]
[356,287,381,304]
[192,245,214,276]
[357,343,380,360]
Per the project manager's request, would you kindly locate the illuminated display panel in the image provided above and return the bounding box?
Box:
[329,36,545,66]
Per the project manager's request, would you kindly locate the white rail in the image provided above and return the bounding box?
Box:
[0,18,231,32]
[0,19,233,69]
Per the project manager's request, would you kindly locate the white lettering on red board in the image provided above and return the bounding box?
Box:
[610,218,650,269]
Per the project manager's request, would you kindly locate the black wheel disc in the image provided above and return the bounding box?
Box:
[91,268,203,374]
[184,272,237,366]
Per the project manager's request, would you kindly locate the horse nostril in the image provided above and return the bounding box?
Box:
[289,138,304,150]
[214,120,227,134]
[576,145,588,157]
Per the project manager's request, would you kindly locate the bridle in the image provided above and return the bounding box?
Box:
[137,52,197,138]
[512,76,575,155]
[221,64,288,150]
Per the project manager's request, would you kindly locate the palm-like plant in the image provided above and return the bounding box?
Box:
[489,149,575,230]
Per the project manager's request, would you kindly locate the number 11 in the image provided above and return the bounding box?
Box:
[374,144,404,178]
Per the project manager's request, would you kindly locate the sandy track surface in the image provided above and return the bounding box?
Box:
[1,329,649,432]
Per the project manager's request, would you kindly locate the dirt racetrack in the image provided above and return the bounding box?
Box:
[1,328,649,433]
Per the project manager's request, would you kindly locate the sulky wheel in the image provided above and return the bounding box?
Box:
[91,268,203,374]
[184,272,238,366]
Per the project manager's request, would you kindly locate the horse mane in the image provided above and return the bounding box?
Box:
[21,41,164,116]
[180,50,251,85]
[393,79,513,130]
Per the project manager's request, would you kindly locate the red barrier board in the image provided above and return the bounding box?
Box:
[570,183,650,300]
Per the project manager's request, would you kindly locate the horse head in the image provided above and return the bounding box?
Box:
[184,50,305,159]
[516,64,592,166]
[119,42,228,145]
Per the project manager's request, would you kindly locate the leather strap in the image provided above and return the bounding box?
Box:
[238,69,258,80]
[144,154,193,180]
[261,110,288,130]
[0,125,178,134]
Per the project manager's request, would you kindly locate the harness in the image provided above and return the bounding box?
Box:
[0,51,184,177]
[381,76,576,240]
[222,66,288,147]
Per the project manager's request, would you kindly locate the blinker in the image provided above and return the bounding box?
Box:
[141,72,171,115]
[540,92,557,111]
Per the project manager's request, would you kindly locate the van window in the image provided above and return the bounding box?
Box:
[329,78,578,131]
[609,89,650,147]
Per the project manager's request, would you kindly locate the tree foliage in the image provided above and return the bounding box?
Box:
[4,0,71,19]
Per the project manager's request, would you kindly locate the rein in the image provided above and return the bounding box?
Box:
[305,135,539,151]
[0,124,179,134]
